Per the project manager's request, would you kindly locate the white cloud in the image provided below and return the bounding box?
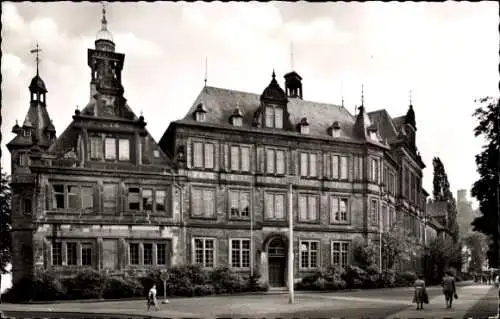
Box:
[1,53,27,77]
[1,2,24,31]
[114,32,164,59]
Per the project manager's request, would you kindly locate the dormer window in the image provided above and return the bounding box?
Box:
[193,103,207,122]
[153,150,160,158]
[24,129,31,137]
[297,117,310,135]
[328,121,341,138]
[230,107,244,127]
[368,126,378,141]
[265,105,283,129]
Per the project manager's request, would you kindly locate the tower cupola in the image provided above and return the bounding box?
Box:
[29,43,47,105]
[95,3,115,52]
[284,71,303,99]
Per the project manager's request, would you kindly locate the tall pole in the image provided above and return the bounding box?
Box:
[288,182,294,304]
[250,180,254,277]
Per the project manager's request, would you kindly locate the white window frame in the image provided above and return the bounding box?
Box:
[104,137,117,160]
[228,189,251,218]
[191,187,216,218]
[229,238,251,269]
[264,192,286,220]
[298,194,319,222]
[353,155,363,180]
[192,237,216,268]
[118,138,130,161]
[330,196,349,224]
[300,152,318,178]
[230,145,251,172]
[89,135,103,160]
[266,148,285,175]
[193,141,215,169]
[299,240,319,270]
[265,105,283,129]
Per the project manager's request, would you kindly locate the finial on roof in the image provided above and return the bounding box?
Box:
[29,42,42,76]
[409,89,413,106]
[204,56,208,89]
[272,69,276,79]
[140,109,143,116]
[361,84,364,107]
[341,79,344,108]
[76,105,79,110]
[101,1,108,31]
[16,119,18,126]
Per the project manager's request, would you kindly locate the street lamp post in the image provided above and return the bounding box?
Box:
[288,182,294,304]
[379,184,388,273]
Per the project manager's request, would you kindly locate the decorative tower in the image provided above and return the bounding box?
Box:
[284,43,303,99]
[404,90,417,149]
[87,3,126,117]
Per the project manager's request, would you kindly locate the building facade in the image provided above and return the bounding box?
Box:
[8,12,435,287]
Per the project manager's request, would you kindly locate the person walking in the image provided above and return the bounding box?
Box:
[413,274,428,310]
[441,271,458,309]
[147,284,159,312]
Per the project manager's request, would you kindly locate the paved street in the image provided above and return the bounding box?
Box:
[0,282,496,319]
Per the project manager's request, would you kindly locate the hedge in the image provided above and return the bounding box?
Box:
[2,265,269,303]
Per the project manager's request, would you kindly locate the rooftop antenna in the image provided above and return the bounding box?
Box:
[204,56,208,90]
[290,42,294,70]
[29,43,42,76]
[100,1,108,31]
[409,89,413,105]
[341,79,344,108]
[361,84,365,107]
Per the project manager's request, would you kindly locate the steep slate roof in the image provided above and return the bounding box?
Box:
[8,103,54,149]
[176,86,358,140]
[368,109,400,142]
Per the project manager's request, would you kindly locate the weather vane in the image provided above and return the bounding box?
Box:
[101,1,108,30]
[361,84,364,107]
[409,89,413,105]
[29,43,42,75]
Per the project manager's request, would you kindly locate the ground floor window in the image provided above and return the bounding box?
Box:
[128,241,171,266]
[50,240,95,267]
[300,240,319,269]
[230,238,250,269]
[193,238,215,268]
[331,241,350,268]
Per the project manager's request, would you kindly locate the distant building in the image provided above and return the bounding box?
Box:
[7,8,442,287]
[456,189,476,234]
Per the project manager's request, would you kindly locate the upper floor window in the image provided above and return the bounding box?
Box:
[193,238,215,268]
[300,152,317,178]
[17,153,28,167]
[330,154,349,180]
[103,136,131,161]
[353,155,363,180]
[331,241,349,268]
[194,103,207,122]
[265,106,283,129]
[126,186,169,214]
[264,192,285,220]
[52,242,63,266]
[103,183,117,212]
[330,196,349,224]
[23,129,31,137]
[229,190,250,218]
[232,117,243,127]
[51,184,94,211]
[105,138,116,160]
[266,149,285,175]
[300,240,319,270]
[370,158,379,183]
[230,145,251,172]
[230,239,250,269]
[191,187,215,218]
[90,136,103,160]
[403,166,409,198]
[193,142,215,169]
[298,194,318,222]
[370,198,379,226]
[388,172,396,195]
[118,139,130,161]
[22,198,32,215]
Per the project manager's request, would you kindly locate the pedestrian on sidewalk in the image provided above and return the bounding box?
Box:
[147,284,160,312]
[412,274,428,310]
[441,271,458,309]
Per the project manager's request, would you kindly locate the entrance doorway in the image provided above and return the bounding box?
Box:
[267,237,286,287]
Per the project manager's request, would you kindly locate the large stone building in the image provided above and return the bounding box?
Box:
[8,11,434,287]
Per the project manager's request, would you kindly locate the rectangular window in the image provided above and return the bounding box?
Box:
[274,108,283,128]
[300,153,308,177]
[52,242,62,266]
[331,155,339,179]
[191,188,215,217]
[382,204,388,231]
[118,139,130,161]
[230,239,250,268]
[155,190,166,212]
[276,150,285,174]
[241,146,250,172]
[204,143,214,169]
[23,198,32,214]
[264,193,285,220]
[330,196,349,223]
[353,156,363,180]
[103,184,117,212]
[193,238,215,268]
[143,243,153,265]
[230,146,239,171]
[340,156,348,180]
[90,136,102,160]
[157,243,167,265]
[67,186,80,210]
[193,142,203,168]
[229,190,250,218]
[300,153,318,177]
[298,195,318,222]
[403,167,409,198]
[332,241,350,268]
[389,207,395,227]
[142,189,153,211]
[129,243,140,265]
[265,107,274,128]
[300,241,319,269]
[53,184,65,209]
[370,158,378,183]
[81,186,93,211]
[370,199,379,226]
[67,242,77,266]
[105,138,116,160]
[309,154,317,177]
[266,149,275,174]
[128,187,140,210]
[81,243,93,266]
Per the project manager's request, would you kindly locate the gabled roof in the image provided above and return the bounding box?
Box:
[7,102,54,150]
[175,86,358,140]
[368,109,399,142]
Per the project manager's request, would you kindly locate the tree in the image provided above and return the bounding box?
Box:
[382,219,413,270]
[351,236,377,269]
[471,97,500,268]
[0,172,12,303]
[425,236,462,283]
[432,157,460,243]
[463,231,490,273]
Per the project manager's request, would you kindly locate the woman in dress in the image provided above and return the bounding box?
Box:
[147,284,159,312]
[413,274,428,310]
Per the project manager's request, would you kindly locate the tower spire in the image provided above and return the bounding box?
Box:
[361,84,364,107]
[101,1,108,31]
[204,56,208,88]
[290,42,294,70]
[341,79,344,108]
[29,43,42,76]
[409,89,413,106]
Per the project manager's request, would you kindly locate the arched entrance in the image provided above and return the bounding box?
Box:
[267,237,286,287]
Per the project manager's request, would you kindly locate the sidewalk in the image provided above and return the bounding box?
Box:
[386,284,495,319]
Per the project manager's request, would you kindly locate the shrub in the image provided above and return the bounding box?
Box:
[3,270,67,302]
[380,269,397,288]
[247,270,268,292]
[343,265,367,289]
[64,268,108,299]
[210,267,246,294]
[193,284,215,296]
[395,270,417,287]
[103,276,143,299]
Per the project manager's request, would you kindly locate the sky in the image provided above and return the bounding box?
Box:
[1,1,498,209]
